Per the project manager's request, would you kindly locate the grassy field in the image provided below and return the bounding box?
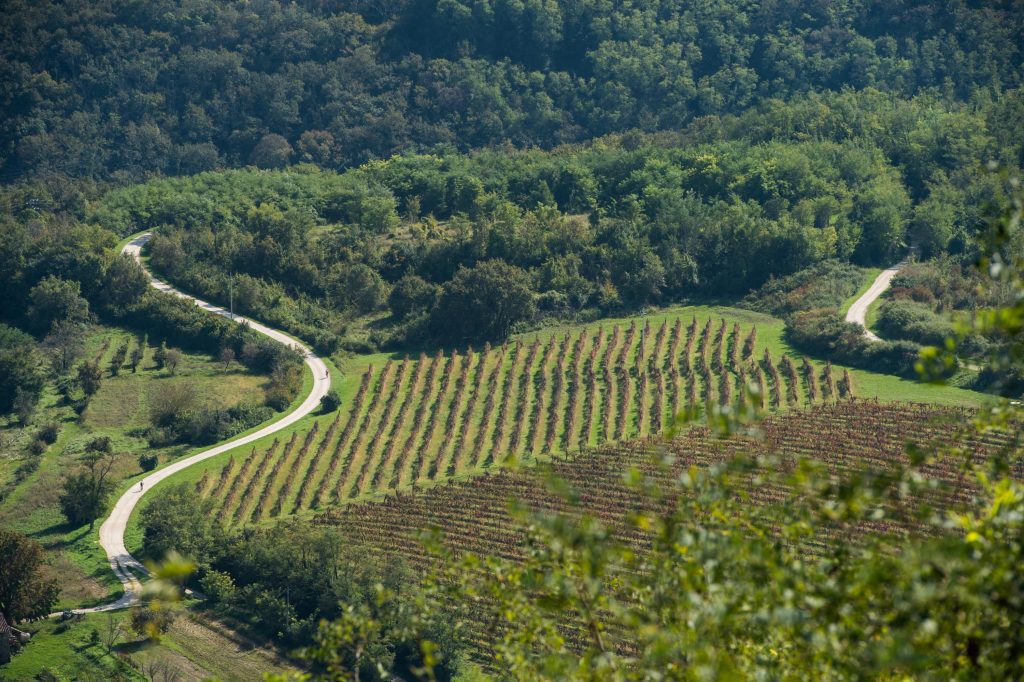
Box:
[0,326,276,610]
[3,604,297,681]
[131,304,986,547]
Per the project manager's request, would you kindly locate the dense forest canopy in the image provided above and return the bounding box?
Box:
[70,88,1017,353]
[1,0,1022,181]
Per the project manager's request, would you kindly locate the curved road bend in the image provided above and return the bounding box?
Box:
[79,233,330,612]
[845,256,912,342]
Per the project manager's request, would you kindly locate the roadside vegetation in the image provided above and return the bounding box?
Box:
[0,325,282,611]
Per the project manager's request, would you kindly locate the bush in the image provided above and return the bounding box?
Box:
[138,453,159,471]
[149,401,274,446]
[785,308,923,378]
[199,569,236,604]
[38,423,60,444]
[746,261,865,316]
[265,361,302,411]
[27,439,48,456]
[320,389,341,413]
[87,436,113,453]
[340,337,379,355]
[876,300,955,347]
[130,605,175,641]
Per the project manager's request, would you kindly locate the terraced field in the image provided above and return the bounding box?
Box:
[195,314,851,526]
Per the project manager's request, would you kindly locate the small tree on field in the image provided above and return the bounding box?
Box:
[103,613,123,651]
[130,344,144,373]
[0,529,60,621]
[164,348,182,375]
[110,342,128,376]
[154,341,168,370]
[42,320,86,376]
[13,387,37,425]
[219,347,235,371]
[77,359,103,397]
[59,450,116,530]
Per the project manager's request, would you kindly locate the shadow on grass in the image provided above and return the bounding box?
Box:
[115,638,157,655]
[31,521,90,548]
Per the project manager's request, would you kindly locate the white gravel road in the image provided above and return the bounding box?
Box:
[845,258,910,342]
[75,233,330,612]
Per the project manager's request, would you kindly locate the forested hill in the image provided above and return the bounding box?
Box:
[1,0,1022,181]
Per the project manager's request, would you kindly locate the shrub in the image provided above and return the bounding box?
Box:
[14,456,41,482]
[138,453,159,472]
[38,423,60,444]
[27,439,48,456]
[745,261,865,316]
[875,300,954,347]
[87,436,113,453]
[199,569,236,604]
[320,389,341,413]
[129,604,175,641]
[785,308,923,378]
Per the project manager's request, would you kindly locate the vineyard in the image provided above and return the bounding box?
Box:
[313,401,1009,654]
[318,401,1003,562]
[196,315,856,525]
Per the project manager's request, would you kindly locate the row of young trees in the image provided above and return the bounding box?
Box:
[198,314,853,525]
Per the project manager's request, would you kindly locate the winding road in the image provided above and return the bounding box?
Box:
[845,255,912,341]
[77,233,330,612]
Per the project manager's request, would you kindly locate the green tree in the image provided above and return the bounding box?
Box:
[27,276,91,333]
[430,260,536,343]
[164,348,182,375]
[0,529,60,622]
[0,323,45,414]
[154,341,168,369]
[140,483,223,563]
[853,175,911,264]
[42,319,86,376]
[332,264,389,314]
[109,341,128,376]
[59,451,117,529]
[387,274,440,321]
[219,347,235,371]
[98,253,149,315]
[77,359,103,397]
[249,133,293,169]
[911,183,960,258]
[129,343,144,372]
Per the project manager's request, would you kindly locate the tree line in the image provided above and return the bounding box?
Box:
[80,90,1022,353]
